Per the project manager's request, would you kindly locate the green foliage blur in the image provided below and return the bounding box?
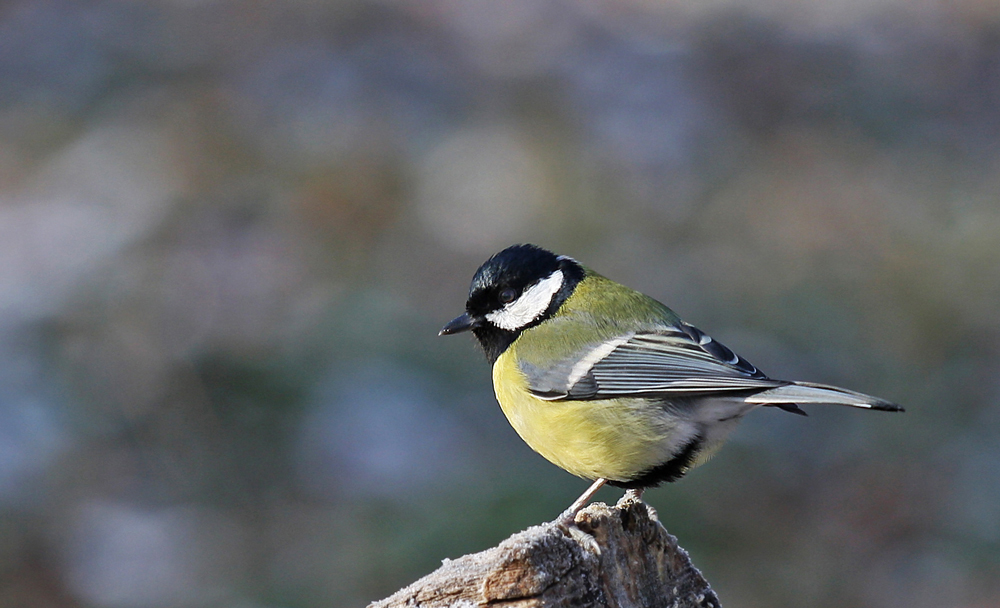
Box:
[0,1,998,607]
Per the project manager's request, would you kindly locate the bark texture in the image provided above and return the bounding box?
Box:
[369,499,721,608]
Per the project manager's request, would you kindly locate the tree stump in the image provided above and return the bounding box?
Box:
[369,499,721,607]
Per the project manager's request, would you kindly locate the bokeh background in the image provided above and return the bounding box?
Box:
[1,0,999,607]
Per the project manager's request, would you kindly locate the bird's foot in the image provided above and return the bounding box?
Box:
[615,488,644,508]
[555,507,579,528]
[556,478,607,528]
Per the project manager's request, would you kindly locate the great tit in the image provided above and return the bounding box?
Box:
[440,244,903,519]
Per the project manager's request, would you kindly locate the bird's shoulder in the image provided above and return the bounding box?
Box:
[510,271,679,367]
[510,272,775,400]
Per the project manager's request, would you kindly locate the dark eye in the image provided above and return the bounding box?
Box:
[498,288,517,304]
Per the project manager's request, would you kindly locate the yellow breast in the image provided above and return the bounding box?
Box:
[492,348,680,483]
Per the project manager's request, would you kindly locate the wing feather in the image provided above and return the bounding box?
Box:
[526,322,786,400]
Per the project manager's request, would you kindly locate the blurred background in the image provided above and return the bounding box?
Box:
[0,0,998,607]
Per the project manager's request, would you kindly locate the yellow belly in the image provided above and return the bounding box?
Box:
[492,349,680,482]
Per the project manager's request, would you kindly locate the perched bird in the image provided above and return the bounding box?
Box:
[440,244,903,520]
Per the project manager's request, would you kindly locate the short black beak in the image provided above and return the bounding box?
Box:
[439,312,478,336]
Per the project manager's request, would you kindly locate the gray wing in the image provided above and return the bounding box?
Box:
[526,321,786,401]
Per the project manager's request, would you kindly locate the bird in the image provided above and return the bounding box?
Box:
[439,244,903,522]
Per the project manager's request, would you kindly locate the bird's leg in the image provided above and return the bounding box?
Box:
[557,478,607,525]
[617,488,644,507]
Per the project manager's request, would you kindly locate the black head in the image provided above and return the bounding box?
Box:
[440,244,584,362]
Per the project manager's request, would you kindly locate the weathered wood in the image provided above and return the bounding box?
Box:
[369,499,721,607]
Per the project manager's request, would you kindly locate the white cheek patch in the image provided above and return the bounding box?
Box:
[486,270,564,331]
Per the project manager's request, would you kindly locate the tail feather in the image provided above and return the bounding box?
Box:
[746,381,904,412]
